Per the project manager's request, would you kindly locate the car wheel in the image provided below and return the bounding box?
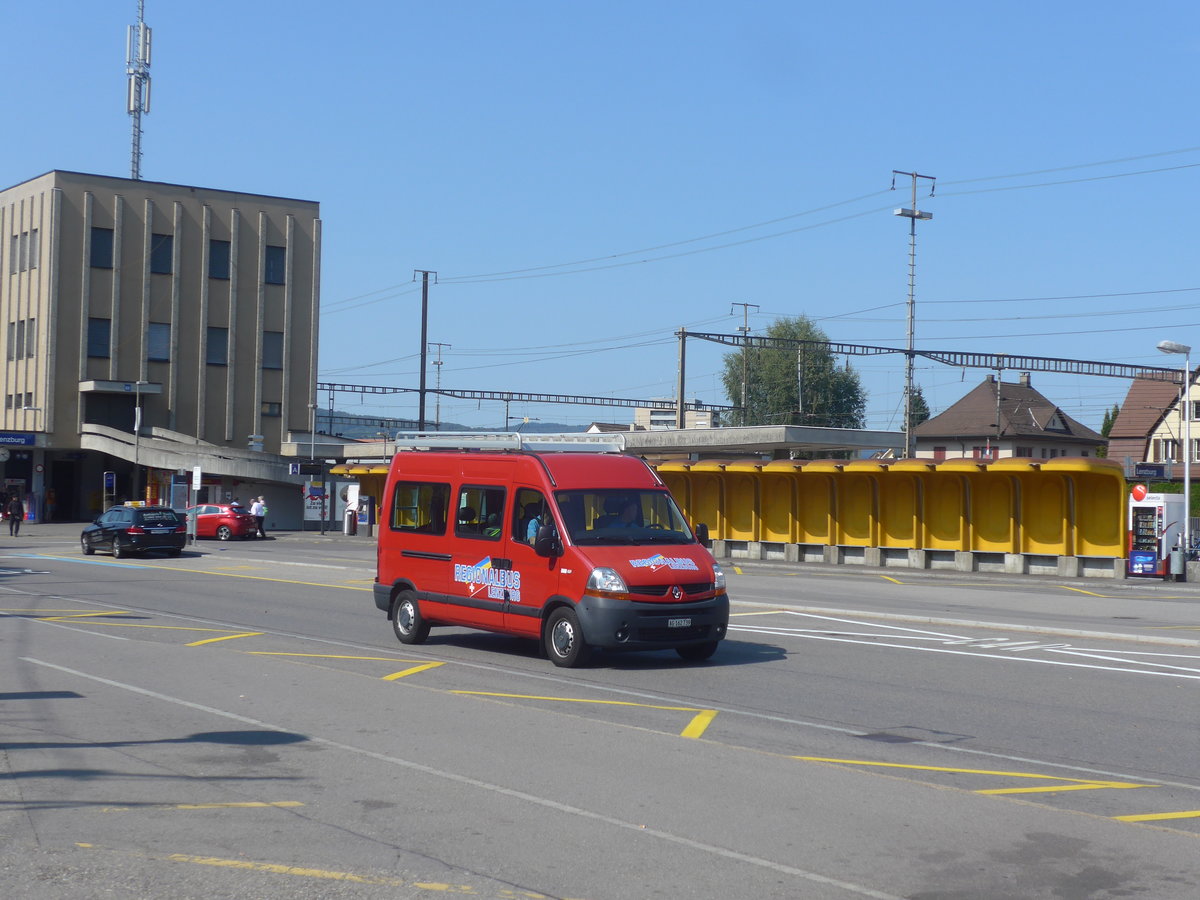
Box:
[112,538,127,559]
[391,590,430,644]
[216,525,232,541]
[545,607,590,668]
[676,641,719,662]
[81,536,94,556]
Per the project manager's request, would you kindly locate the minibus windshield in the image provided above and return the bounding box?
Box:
[554,489,694,546]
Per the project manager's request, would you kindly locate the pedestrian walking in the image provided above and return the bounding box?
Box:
[7,495,24,536]
[250,496,268,538]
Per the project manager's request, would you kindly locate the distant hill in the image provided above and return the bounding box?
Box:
[317,410,588,439]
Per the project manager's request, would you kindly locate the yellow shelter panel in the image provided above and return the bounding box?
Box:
[691,473,725,540]
[970,474,1016,552]
[760,473,798,543]
[1020,472,1068,555]
[1071,473,1125,556]
[878,472,918,547]
[657,469,692,520]
[724,472,760,541]
[837,473,877,546]
[796,473,834,544]
[924,472,967,550]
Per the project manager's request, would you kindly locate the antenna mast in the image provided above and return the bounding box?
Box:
[126,1,152,179]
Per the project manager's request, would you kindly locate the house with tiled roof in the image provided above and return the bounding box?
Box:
[1106,377,1183,465]
[912,373,1105,461]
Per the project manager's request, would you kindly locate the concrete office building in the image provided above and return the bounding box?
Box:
[0,170,320,522]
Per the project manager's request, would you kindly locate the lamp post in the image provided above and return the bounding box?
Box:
[133,380,148,502]
[1157,340,1191,560]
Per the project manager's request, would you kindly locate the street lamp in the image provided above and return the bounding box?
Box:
[1158,340,1191,560]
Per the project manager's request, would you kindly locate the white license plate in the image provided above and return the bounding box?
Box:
[667,617,692,628]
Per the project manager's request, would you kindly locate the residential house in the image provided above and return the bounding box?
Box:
[913,373,1105,461]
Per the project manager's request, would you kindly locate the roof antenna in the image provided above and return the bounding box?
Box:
[126,1,152,179]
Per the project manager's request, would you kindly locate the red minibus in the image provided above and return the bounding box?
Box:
[373,433,729,667]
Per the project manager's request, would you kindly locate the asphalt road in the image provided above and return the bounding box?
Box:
[2,527,1198,899]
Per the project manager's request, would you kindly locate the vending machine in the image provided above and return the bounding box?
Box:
[1127,488,1186,577]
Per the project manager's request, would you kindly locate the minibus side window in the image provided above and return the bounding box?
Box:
[390,481,449,534]
[456,486,506,540]
[513,489,547,544]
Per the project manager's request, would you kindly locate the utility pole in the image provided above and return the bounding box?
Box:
[892,170,935,458]
[126,1,152,180]
[429,341,451,430]
[675,327,688,429]
[413,270,436,430]
[731,302,759,426]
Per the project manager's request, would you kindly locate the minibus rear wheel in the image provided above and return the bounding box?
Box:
[392,590,430,644]
[545,607,590,668]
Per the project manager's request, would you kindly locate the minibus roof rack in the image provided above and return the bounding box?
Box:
[391,431,626,453]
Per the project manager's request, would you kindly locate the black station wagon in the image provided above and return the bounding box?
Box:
[81,505,187,558]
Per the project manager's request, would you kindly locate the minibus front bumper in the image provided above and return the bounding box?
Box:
[575,593,730,650]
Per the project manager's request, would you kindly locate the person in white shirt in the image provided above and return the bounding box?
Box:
[250,496,267,538]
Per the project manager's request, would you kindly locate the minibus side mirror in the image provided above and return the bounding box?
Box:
[694,523,710,547]
[533,522,562,558]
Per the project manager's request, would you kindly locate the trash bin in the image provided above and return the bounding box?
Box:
[1170,548,1186,581]
[344,506,358,535]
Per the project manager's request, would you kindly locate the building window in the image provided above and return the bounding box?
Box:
[1015,446,1033,457]
[90,227,114,269]
[7,318,36,359]
[261,401,282,417]
[264,245,286,285]
[262,330,283,369]
[150,233,173,275]
[8,230,39,273]
[209,239,231,279]
[206,326,228,365]
[27,229,38,270]
[147,323,170,361]
[87,317,111,358]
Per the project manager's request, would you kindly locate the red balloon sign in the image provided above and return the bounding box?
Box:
[1131,483,1148,502]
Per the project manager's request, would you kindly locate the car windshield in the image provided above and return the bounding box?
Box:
[553,489,694,546]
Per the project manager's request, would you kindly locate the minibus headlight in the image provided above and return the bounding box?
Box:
[587,567,628,593]
[712,562,726,592]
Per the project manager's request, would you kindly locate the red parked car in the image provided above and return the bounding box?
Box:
[187,504,258,540]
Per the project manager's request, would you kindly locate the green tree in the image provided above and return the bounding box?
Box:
[721,316,866,430]
[1100,402,1120,437]
[907,384,930,432]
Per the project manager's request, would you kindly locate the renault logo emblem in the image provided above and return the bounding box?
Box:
[671,585,682,600]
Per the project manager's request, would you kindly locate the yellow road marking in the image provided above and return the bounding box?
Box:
[879,575,903,584]
[1114,809,1200,822]
[977,782,1148,795]
[103,801,303,812]
[186,632,263,646]
[45,620,244,633]
[37,611,129,620]
[30,554,369,591]
[453,690,718,738]
[680,709,718,739]
[249,652,422,661]
[382,662,445,680]
[732,566,743,574]
[1060,586,1107,597]
[792,757,1153,793]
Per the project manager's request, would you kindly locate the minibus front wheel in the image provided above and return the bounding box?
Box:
[392,590,431,645]
[545,607,591,668]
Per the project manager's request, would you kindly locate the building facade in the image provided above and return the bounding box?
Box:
[1,170,320,521]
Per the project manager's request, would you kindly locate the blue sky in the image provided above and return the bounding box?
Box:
[8,2,1199,433]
